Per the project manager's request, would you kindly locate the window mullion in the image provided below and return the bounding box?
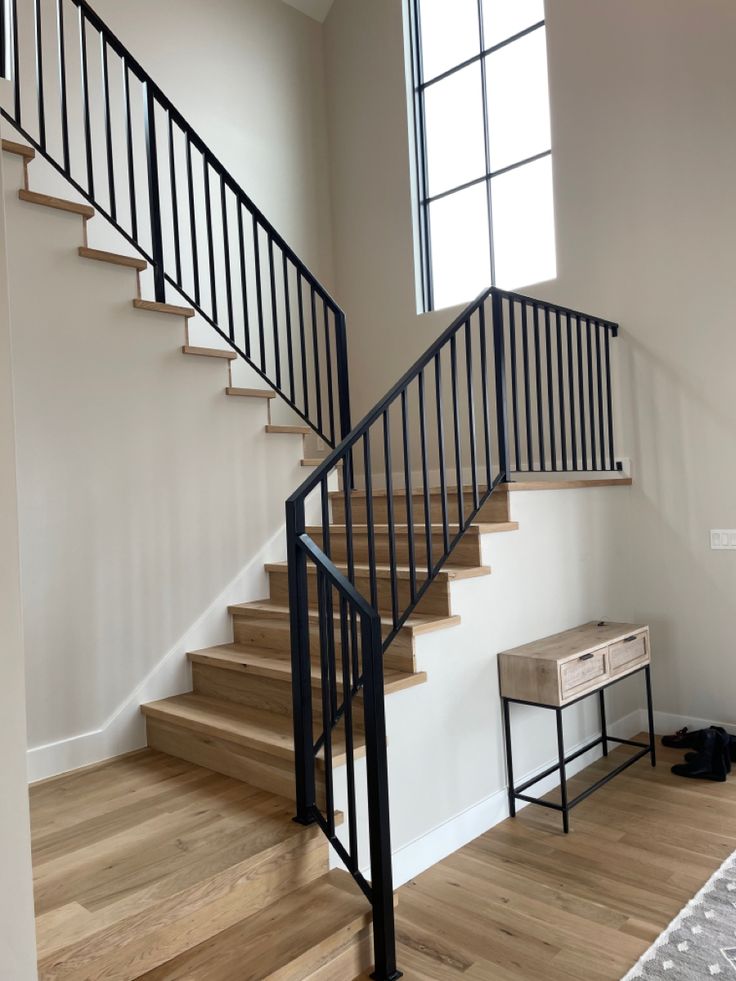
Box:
[477,0,496,286]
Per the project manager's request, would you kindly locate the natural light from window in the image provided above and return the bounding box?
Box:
[411,0,556,311]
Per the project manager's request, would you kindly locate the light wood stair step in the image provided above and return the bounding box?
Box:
[188,643,427,696]
[499,477,632,492]
[138,870,373,981]
[265,424,311,435]
[182,345,237,360]
[329,484,511,525]
[306,523,485,568]
[141,693,366,768]
[19,188,94,219]
[79,246,147,271]
[2,138,35,159]
[134,298,195,318]
[226,387,276,399]
[265,559,491,583]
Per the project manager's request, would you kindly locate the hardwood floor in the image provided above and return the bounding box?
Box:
[387,738,736,981]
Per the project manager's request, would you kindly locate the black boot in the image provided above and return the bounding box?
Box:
[662,727,705,749]
[672,729,729,782]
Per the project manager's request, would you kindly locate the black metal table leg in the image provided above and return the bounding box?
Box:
[502,697,516,817]
[599,688,608,757]
[556,708,569,833]
[645,664,656,767]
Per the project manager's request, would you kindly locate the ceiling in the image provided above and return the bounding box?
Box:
[281,0,336,23]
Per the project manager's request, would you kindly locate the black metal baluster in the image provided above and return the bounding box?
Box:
[595,322,606,469]
[283,255,295,404]
[478,302,493,488]
[465,319,479,512]
[509,301,520,471]
[316,569,335,837]
[168,116,182,287]
[221,177,234,341]
[566,313,578,470]
[310,288,323,436]
[383,410,399,629]
[268,237,281,389]
[363,431,379,615]
[339,595,358,873]
[586,318,597,470]
[320,478,337,724]
[533,305,546,471]
[203,161,217,322]
[11,0,20,124]
[0,0,5,81]
[56,0,70,173]
[323,299,335,447]
[556,310,567,469]
[297,272,309,418]
[605,326,615,470]
[143,83,165,302]
[545,307,557,471]
[521,301,533,471]
[185,137,199,306]
[253,215,265,372]
[79,10,93,196]
[341,452,356,592]
[492,291,511,480]
[417,369,433,578]
[450,333,464,529]
[123,64,138,241]
[434,353,450,554]
[401,388,417,603]
[35,0,46,150]
[101,37,116,221]
[237,203,250,358]
[576,315,588,470]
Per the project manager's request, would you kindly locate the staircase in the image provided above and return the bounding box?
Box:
[1,1,629,977]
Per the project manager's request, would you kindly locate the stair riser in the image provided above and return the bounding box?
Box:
[281,923,373,981]
[192,663,368,734]
[146,717,328,806]
[231,614,416,674]
[313,530,483,568]
[268,568,452,617]
[331,488,510,525]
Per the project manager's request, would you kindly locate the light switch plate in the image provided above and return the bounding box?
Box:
[711,530,736,550]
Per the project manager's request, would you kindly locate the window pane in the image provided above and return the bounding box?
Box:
[481,0,545,48]
[491,155,556,290]
[418,0,480,82]
[429,184,491,310]
[424,65,486,198]
[485,27,551,172]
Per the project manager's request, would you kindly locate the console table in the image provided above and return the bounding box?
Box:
[499,621,655,833]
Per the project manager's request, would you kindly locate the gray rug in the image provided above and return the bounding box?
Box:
[623,851,736,979]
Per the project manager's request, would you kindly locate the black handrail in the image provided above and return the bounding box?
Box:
[286,285,620,978]
[0,0,350,447]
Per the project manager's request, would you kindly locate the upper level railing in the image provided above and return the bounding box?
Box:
[0,0,350,447]
[286,286,620,979]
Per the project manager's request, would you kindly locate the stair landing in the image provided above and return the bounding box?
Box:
[30,749,371,980]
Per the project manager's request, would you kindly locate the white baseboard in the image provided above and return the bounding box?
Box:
[390,708,646,887]
[654,709,736,736]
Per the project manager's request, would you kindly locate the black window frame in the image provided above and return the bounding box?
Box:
[408,1,552,312]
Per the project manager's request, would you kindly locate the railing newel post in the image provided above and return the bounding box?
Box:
[491,289,511,482]
[286,499,317,824]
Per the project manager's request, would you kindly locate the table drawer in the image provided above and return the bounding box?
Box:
[609,630,649,675]
[560,649,607,698]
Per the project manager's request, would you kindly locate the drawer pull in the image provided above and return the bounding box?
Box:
[623,635,637,643]
[579,653,595,661]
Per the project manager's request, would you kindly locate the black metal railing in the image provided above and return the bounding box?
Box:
[0,0,350,447]
[286,286,620,979]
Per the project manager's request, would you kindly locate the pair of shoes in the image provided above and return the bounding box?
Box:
[670,727,732,782]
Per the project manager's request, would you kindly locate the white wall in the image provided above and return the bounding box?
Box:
[0,121,38,981]
[323,0,736,729]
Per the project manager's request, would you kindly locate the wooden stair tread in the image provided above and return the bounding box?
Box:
[225,387,276,399]
[265,559,491,582]
[138,870,370,981]
[188,643,427,693]
[265,424,311,435]
[19,188,94,218]
[182,345,237,360]
[79,246,147,271]
[310,522,518,538]
[2,138,35,159]
[230,600,460,636]
[328,478,631,499]
[134,298,195,318]
[141,694,365,763]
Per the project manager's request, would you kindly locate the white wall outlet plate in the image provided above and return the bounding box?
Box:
[710,530,736,550]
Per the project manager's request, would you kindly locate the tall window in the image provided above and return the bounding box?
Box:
[409,0,556,311]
